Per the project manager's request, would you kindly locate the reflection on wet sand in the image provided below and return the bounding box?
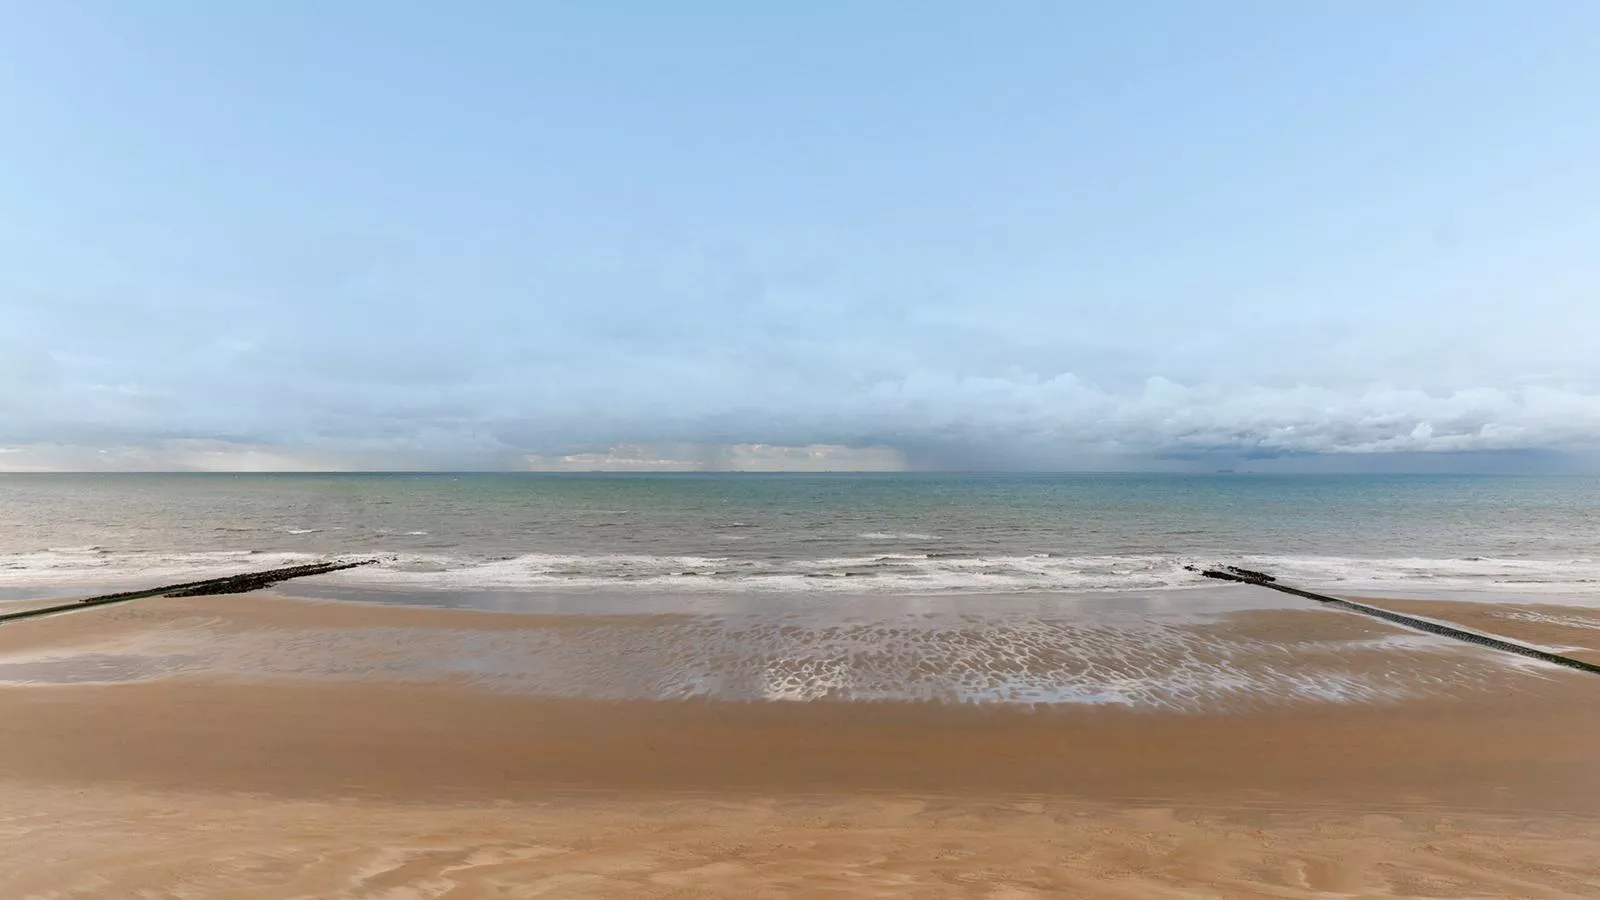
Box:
[0,589,1571,710]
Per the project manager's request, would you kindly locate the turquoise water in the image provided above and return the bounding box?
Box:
[3,473,1599,594]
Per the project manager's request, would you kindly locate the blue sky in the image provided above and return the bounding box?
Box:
[3,2,1599,470]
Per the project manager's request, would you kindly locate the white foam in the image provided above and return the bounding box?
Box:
[1230,554,1600,594]
[330,551,1600,596]
[318,551,1204,594]
[4,548,1600,597]
[0,550,325,587]
[1504,610,1600,629]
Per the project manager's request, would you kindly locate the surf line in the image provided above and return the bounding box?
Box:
[0,559,378,626]
[1191,565,1600,676]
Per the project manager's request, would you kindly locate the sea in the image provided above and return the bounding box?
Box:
[3,472,1599,600]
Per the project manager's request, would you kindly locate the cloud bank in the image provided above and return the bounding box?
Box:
[6,233,1598,473]
[6,360,1600,472]
[4,233,1600,472]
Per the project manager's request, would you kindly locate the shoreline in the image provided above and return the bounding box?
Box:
[10,575,1600,617]
[11,546,1600,604]
[0,588,1583,708]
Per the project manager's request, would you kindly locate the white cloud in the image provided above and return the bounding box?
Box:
[0,441,415,473]
[7,371,1600,471]
[839,376,1600,458]
[5,197,1598,471]
[523,443,905,472]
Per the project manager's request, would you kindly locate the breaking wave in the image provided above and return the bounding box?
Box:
[4,548,1600,595]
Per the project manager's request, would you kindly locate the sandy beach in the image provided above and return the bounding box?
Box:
[11,0,1600,890]
[2,588,1599,898]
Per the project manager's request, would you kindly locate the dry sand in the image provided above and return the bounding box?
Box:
[1,590,1599,898]
[5,783,1599,899]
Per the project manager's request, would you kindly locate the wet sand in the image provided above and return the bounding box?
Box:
[0,588,1567,708]
[1375,597,1600,667]
[2,589,1599,897]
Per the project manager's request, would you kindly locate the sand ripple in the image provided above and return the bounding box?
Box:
[5,785,1599,899]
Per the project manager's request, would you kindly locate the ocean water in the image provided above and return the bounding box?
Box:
[4,473,1600,597]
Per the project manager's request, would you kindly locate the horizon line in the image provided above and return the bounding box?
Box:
[0,469,1569,477]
